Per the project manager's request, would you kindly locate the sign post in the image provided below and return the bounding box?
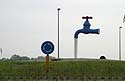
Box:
[41,41,54,73]
[46,54,49,72]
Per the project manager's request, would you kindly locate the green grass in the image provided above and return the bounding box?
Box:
[0,60,125,76]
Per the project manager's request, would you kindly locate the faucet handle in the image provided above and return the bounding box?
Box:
[82,16,92,20]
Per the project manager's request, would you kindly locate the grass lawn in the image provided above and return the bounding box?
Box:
[0,60,125,77]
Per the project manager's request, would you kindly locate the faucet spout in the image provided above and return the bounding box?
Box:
[74,29,82,38]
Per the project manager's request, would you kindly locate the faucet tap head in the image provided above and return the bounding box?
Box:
[82,16,92,20]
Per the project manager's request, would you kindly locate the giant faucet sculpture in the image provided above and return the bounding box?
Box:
[74,16,100,58]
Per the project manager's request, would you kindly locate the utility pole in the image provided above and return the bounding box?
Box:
[57,8,61,60]
[119,27,122,60]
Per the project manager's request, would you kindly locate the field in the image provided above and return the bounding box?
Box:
[0,60,125,80]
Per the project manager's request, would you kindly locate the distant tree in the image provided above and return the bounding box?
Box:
[100,56,106,59]
[21,56,30,60]
[30,57,37,61]
[1,58,7,61]
[31,58,35,60]
[10,54,21,60]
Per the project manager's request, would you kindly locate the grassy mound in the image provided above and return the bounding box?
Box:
[0,60,125,76]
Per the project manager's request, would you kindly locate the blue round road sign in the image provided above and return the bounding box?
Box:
[41,41,54,54]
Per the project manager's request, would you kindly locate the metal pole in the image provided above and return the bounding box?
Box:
[46,54,49,73]
[119,27,122,60]
[57,8,60,60]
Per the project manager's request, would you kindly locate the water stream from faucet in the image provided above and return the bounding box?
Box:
[74,38,78,58]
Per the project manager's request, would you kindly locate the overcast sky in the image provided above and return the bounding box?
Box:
[0,0,125,60]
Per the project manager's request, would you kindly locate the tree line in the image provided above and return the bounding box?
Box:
[0,54,56,61]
